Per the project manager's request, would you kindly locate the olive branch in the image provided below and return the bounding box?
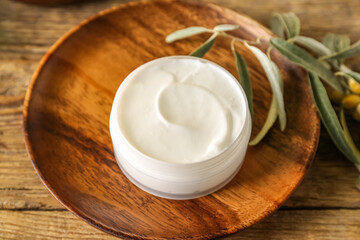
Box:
[166,13,360,188]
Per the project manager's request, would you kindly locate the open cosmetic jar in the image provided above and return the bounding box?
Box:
[109,56,252,200]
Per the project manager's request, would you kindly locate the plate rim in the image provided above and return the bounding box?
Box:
[23,0,321,239]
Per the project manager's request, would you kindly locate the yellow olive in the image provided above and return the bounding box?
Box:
[342,94,360,109]
[348,78,360,94]
[352,104,360,121]
[328,90,344,104]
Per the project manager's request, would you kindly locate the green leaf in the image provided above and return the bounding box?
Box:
[189,33,217,58]
[271,62,286,130]
[323,33,350,53]
[293,36,331,56]
[270,38,343,92]
[322,33,351,66]
[282,12,300,38]
[214,24,239,32]
[249,94,278,145]
[340,65,360,85]
[270,13,286,39]
[308,72,359,165]
[245,43,286,131]
[270,12,300,39]
[271,61,283,93]
[166,27,209,43]
[232,46,253,119]
[339,107,360,167]
[322,40,360,60]
[291,36,338,72]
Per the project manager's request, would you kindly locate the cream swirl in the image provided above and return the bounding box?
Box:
[116,57,245,163]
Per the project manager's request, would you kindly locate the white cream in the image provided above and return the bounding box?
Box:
[116,57,245,163]
[110,56,251,199]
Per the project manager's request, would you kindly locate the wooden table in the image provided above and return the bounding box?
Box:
[1,0,360,239]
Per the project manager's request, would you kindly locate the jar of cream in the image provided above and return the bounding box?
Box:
[109,56,251,200]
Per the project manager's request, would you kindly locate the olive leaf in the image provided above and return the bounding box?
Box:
[282,12,300,38]
[249,94,278,145]
[190,33,217,58]
[232,45,253,119]
[166,27,209,43]
[270,12,300,39]
[270,38,343,92]
[292,36,338,69]
[272,61,284,93]
[270,13,286,39]
[339,107,360,170]
[245,42,286,131]
[271,62,286,130]
[293,36,331,56]
[340,65,360,85]
[214,24,239,32]
[323,33,350,53]
[308,72,360,165]
[321,40,360,60]
[321,33,351,66]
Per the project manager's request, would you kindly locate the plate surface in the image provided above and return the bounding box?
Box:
[23,0,320,239]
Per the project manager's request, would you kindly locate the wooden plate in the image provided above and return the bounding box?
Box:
[23,0,320,239]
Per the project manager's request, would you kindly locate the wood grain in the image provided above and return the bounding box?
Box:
[13,0,80,6]
[1,209,360,240]
[1,0,360,239]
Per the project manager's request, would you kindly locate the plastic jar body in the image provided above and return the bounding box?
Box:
[109,56,252,200]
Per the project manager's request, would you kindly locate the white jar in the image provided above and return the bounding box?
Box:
[109,56,251,200]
